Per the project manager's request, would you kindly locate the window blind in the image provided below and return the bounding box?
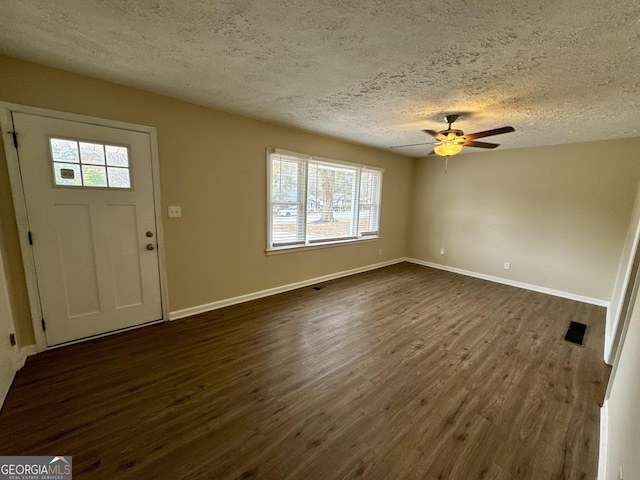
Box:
[268,149,383,251]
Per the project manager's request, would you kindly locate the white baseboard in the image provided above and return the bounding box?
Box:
[598,401,608,480]
[0,372,14,413]
[1,345,35,412]
[406,258,610,308]
[170,258,405,320]
[18,345,37,368]
[171,257,610,321]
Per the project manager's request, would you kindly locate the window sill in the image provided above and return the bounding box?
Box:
[266,236,379,255]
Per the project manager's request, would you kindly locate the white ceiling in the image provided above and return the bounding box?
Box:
[0,0,639,157]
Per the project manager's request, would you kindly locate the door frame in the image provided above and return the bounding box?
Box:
[0,102,170,352]
[604,180,640,364]
[0,219,21,408]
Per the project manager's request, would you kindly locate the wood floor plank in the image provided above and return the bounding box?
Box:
[0,263,610,479]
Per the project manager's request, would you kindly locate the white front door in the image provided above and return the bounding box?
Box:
[13,112,163,346]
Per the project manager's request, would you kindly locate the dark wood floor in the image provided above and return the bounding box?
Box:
[0,263,610,479]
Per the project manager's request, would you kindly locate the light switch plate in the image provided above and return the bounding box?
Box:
[168,206,182,218]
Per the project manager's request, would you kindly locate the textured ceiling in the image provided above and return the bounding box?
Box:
[0,0,639,157]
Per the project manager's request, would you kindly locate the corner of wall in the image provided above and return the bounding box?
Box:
[404,155,422,258]
[604,307,614,365]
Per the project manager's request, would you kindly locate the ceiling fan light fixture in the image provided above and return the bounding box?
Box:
[434,142,463,156]
[390,114,514,155]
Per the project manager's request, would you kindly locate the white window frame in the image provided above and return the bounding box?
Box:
[267,148,383,253]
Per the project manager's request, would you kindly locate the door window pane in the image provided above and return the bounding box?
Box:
[107,167,131,188]
[50,139,80,163]
[82,165,108,187]
[50,138,132,189]
[79,142,106,165]
[53,162,82,186]
[106,145,129,167]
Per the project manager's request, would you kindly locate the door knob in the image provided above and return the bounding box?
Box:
[146,243,156,251]
[146,231,154,237]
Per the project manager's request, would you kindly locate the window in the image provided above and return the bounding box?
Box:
[268,148,382,251]
[49,138,131,188]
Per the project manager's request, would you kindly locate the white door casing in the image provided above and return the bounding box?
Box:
[1,104,169,349]
[0,225,20,408]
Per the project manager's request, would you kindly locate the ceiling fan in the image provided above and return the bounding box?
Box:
[391,114,515,157]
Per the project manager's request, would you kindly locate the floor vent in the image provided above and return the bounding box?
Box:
[564,321,587,346]
[311,285,326,291]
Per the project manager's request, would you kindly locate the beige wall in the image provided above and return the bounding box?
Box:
[408,139,640,301]
[0,55,414,346]
[3,52,640,351]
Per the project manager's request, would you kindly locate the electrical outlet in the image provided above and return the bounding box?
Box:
[378,249,382,256]
[619,466,623,480]
[168,206,182,218]
[504,261,511,270]
[440,249,445,256]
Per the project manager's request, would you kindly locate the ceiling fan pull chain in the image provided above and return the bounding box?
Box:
[445,156,448,173]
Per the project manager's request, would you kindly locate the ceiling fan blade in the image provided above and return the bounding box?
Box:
[423,129,447,141]
[465,126,515,140]
[462,140,500,149]
[390,141,437,149]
